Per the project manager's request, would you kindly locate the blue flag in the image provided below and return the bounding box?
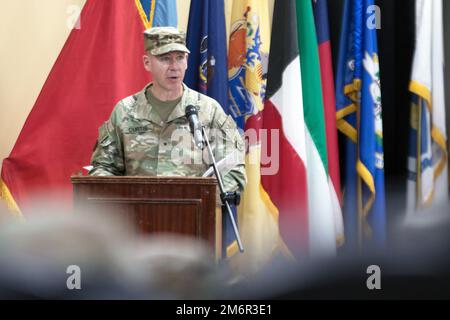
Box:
[185,0,234,257]
[137,0,177,28]
[153,0,177,27]
[336,0,386,250]
[185,0,228,109]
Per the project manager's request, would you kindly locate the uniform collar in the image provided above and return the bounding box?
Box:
[135,82,192,125]
[167,83,191,122]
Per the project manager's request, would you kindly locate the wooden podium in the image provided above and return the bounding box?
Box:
[71,176,221,258]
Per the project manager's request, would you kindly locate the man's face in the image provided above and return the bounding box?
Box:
[143,51,188,93]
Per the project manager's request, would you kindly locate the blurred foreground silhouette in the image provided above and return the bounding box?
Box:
[1,198,449,299]
[0,199,227,299]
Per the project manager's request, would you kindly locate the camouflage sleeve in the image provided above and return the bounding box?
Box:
[210,102,247,193]
[89,107,125,176]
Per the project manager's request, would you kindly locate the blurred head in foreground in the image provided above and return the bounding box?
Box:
[2,199,450,299]
[0,202,224,299]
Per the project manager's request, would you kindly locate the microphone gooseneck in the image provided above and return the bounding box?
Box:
[185,105,204,150]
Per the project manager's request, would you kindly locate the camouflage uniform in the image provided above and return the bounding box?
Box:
[89,83,246,193]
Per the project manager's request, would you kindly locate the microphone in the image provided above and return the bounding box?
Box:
[185,105,204,150]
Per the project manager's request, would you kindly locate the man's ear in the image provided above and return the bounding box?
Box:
[143,54,151,72]
[184,53,189,70]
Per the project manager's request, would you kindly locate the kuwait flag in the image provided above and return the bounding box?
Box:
[0,1,178,215]
[296,0,337,257]
[262,0,309,258]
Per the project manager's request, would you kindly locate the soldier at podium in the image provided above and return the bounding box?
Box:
[89,27,246,195]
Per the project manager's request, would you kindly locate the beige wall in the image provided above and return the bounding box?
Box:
[0,0,87,164]
[0,0,273,165]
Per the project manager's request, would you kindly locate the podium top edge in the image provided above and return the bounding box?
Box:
[70,175,217,185]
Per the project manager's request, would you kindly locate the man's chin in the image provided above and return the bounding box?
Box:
[166,80,182,89]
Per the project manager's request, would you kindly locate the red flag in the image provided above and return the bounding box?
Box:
[1,0,151,214]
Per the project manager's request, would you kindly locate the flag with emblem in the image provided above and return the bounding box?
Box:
[335,0,386,249]
[406,0,448,212]
[225,0,279,268]
[0,0,177,215]
[185,0,228,108]
[184,0,236,257]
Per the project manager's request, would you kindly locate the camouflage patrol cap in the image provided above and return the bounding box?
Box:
[144,26,190,56]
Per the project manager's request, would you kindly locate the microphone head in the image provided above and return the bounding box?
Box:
[185,105,198,118]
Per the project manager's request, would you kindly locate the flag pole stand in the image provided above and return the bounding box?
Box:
[201,126,244,254]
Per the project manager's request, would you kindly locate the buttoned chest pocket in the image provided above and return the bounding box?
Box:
[122,123,159,158]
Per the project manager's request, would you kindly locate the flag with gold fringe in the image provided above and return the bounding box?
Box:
[406,0,448,213]
[335,0,386,250]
